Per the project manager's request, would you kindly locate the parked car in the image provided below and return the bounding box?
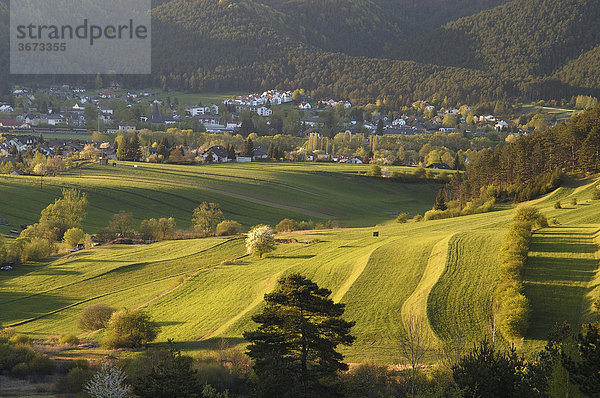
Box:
[0,265,13,271]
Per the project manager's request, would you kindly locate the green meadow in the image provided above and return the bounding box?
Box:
[0,162,444,231]
[0,163,599,363]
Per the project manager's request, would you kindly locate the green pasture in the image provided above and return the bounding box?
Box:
[0,162,443,231]
[0,170,599,364]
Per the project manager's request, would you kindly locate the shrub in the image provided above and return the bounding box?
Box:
[55,366,94,394]
[554,201,562,209]
[513,205,548,228]
[592,189,600,200]
[104,309,158,348]
[396,213,408,223]
[63,227,85,248]
[59,334,80,346]
[571,197,578,206]
[413,214,423,222]
[366,165,382,177]
[325,220,339,229]
[216,220,242,236]
[10,334,31,345]
[20,237,53,263]
[78,303,116,331]
[297,220,315,230]
[275,219,298,233]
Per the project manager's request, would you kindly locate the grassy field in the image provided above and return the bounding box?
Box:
[0,165,599,364]
[0,162,444,232]
[517,102,581,124]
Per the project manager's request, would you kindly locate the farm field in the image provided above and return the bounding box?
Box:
[0,166,599,363]
[0,162,444,232]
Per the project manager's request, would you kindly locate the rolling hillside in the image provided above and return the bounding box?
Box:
[1,166,599,362]
[0,162,443,233]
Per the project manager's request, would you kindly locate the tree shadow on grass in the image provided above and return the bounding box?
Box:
[165,337,247,352]
[0,291,74,326]
[271,255,316,259]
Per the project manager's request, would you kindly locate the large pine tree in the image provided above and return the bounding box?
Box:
[244,274,355,397]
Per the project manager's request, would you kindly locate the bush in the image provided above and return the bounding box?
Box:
[78,303,116,331]
[104,309,158,348]
[571,197,578,206]
[413,214,423,222]
[592,189,600,200]
[55,366,94,394]
[325,220,339,229]
[63,227,85,248]
[216,220,242,236]
[513,205,548,228]
[59,334,80,346]
[554,201,562,209]
[20,237,53,263]
[366,165,382,177]
[276,218,299,233]
[396,213,408,223]
[10,334,31,345]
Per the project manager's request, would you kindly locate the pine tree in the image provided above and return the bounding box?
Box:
[244,274,355,397]
[241,138,254,157]
[376,119,384,135]
[133,340,202,398]
[434,189,447,211]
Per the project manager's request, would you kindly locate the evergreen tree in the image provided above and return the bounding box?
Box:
[244,274,355,397]
[226,144,236,160]
[376,119,384,135]
[241,138,254,157]
[133,340,202,398]
[434,189,447,211]
[562,323,600,396]
[130,133,142,161]
[452,340,534,398]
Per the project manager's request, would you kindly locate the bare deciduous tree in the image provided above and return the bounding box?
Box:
[399,315,430,397]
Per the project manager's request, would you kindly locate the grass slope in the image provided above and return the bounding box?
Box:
[523,226,600,348]
[0,162,443,232]
[1,172,600,363]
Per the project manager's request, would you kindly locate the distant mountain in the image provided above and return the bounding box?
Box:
[4,0,600,105]
[406,0,600,81]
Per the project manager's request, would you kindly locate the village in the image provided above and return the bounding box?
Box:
[0,83,553,175]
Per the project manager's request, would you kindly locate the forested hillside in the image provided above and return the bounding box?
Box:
[4,0,600,104]
[407,0,600,86]
[445,104,600,204]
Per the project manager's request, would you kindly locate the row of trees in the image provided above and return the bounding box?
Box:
[494,206,548,341]
[0,189,91,266]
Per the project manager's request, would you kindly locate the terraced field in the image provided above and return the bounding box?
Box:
[1,166,599,363]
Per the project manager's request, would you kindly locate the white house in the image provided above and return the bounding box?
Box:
[298,102,312,110]
[282,92,293,103]
[256,106,272,117]
[346,157,363,164]
[202,145,230,163]
[495,120,509,131]
[392,118,406,126]
[0,105,14,113]
[188,106,210,116]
